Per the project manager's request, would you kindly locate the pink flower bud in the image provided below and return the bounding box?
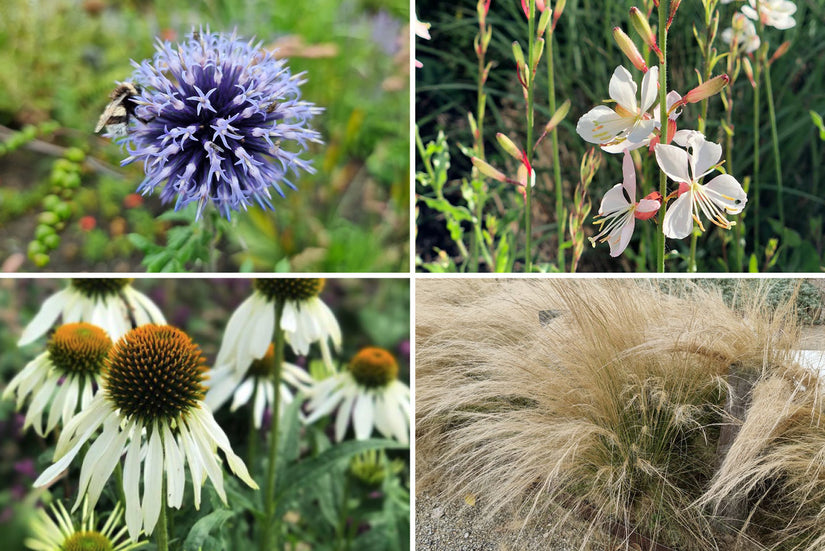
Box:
[683,74,730,104]
[472,157,507,182]
[496,133,523,160]
[629,7,662,60]
[613,27,648,73]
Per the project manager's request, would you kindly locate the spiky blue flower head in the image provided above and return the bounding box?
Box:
[120,28,322,219]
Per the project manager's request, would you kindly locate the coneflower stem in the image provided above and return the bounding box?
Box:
[157,478,169,551]
[656,0,669,273]
[335,474,352,551]
[260,301,285,551]
[524,0,536,273]
[247,382,259,468]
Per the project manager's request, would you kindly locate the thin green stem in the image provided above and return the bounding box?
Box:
[157,476,169,551]
[336,474,352,551]
[764,60,784,228]
[260,301,285,551]
[656,0,669,273]
[547,28,565,271]
[524,0,536,272]
[247,382,259,468]
[471,24,488,273]
[753,66,761,252]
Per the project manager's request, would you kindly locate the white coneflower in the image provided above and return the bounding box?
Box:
[216,278,341,375]
[19,279,165,346]
[205,343,314,427]
[4,323,111,436]
[306,347,409,444]
[26,499,146,551]
[33,324,258,542]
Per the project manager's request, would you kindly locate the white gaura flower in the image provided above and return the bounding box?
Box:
[414,15,431,69]
[306,347,409,444]
[215,278,341,378]
[26,499,146,551]
[576,65,659,148]
[656,130,748,240]
[205,343,314,427]
[722,12,761,54]
[4,323,111,437]
[742,0,797,30]
[601,89,683,154]
[19,279,165,346]
[589,150,661,257]
[33,325,258,542]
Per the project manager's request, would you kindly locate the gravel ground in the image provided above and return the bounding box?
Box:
[414,491,595,551]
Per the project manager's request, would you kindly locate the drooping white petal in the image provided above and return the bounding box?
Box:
[126,287,167,326]
[655,144,692,184]
[142,425,164,535]
[352,393,375,440]
[246,294,275,363]
[253,381,267,428]
[46,379,73,434]
[162,423,186,509]
[704,174,748,214]
[179,426,205,509]
[26,374,59,436]
[639,66,659,112]
[229,378,254,411]
[77,416,129,511]
[215,294,257,368]
[123,427,143,541]
[186,416,227,503]
[335,388,357,442]
[691,138,723,180]
[191,407,257,489]
[663,190,695,239]
[7,353,50,405]
[18,289,70,346]
[34,403,113,488]
[608,65,638,112]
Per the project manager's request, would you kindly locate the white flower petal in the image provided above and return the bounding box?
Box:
[626,118,658,145]
[162,423,186,509]
[639,66,659,112]
[576,106,630,144]
[352,393,375,440]
[335,388,357,442]
[655,144,692,184]
[608,65,638,112]
[663,191,695,239]
[610,217,636,257]
[142,425,164,535]
[704,174,748,214]
[123,427,143,541]
[621,150,636,198]
[691,138,723,180]
[18,289,69,346]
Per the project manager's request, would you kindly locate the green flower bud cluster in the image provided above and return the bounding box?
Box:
[0,121,59,156]
[28,146,86,267]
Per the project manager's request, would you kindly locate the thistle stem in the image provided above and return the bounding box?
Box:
[260,301,285,551]
[656,0,669,273]
[524,0,537,272]
[547,27,565,271]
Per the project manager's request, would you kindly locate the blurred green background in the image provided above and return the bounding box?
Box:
[0,0,410,272]
[0,277,410,548]
[416,0,825,272]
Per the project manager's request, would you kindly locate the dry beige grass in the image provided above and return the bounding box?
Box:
[416,279,819,550]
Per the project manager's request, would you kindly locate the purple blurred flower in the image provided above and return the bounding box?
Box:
[13,459,36,479]
[121,28,323,219]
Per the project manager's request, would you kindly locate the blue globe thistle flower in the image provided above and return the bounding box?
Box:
[119,28,322,219]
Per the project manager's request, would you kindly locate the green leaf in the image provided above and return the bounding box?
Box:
[275,439,407,511]
[182,509,235,551]
[748,253,759,273]
[810,110,825,141]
